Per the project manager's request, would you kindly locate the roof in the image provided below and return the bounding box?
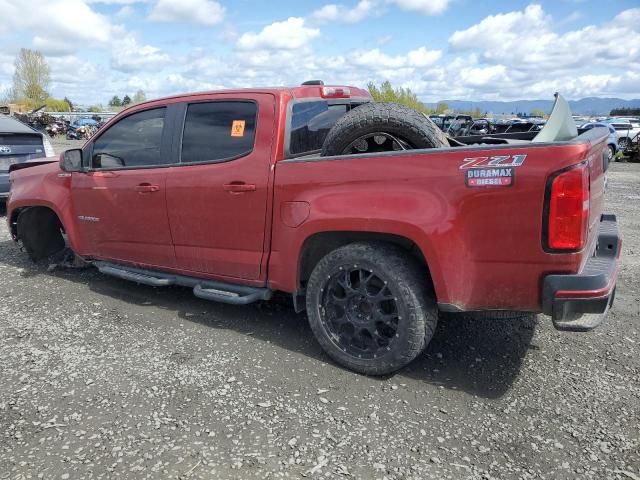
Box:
[0,115,39,135]
[124,85,371,112]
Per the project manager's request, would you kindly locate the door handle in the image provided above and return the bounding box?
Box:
[135,183,160,193]
[223,182,256,193]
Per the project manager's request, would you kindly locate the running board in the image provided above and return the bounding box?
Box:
[194,284,272,305]
[96,264,175,287]
[94,262,272,305]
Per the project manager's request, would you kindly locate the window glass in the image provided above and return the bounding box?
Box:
[181,101,257,164]
[92,108,165,169]
[289,101,350,155]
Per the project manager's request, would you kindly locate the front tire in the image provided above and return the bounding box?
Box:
[306,242,437,375]
[618,137,629,152]
[607,145,615,162]
[17,208,65,262]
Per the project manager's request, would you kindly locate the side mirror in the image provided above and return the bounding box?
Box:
[60,149,83,172]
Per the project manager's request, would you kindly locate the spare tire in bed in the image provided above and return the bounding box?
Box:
[320,102,450,156]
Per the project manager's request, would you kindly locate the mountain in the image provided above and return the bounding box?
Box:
[426,97,640,116]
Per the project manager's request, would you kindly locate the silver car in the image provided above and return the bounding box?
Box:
[0,115,55,202]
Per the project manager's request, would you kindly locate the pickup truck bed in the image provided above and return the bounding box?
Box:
[5,84,621,375]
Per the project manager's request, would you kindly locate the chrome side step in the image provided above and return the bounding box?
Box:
[193,284,271,305]
[94,261,272,305]
[97,264,176,287]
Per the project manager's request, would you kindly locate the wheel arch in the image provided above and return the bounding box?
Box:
[10,203,65,240]
[297,230,437,297]
[13,205,67,262]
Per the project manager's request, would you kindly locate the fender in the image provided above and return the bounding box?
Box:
[267,185,457,303]
[8,161,81,252]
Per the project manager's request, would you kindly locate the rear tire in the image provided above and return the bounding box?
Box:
[320,102,449,157]
[306,242,438,375]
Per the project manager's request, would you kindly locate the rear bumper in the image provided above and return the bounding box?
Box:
[542,214,621,331]
[0,173,9,199]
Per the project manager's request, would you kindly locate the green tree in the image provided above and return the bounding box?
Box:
[0,87,16,105]
[530,108,546,118]
[132,89,146,104]
[44,98,71,112]
[108,95,122,107]
[367,81,431,114]
[12,48,50,104]
[87,104,104,113]
[435,102,449,114]
[122,94,132,106]
[63,96,74,111]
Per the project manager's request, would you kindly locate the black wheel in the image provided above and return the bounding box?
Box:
[321,102,449,157]
[306,242,438,375]
[17,208,65,262]
[618,137,629,152]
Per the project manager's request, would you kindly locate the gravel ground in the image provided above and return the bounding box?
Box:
[0,152,638,479]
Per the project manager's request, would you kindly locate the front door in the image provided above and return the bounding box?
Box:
[165,95,275,280]
[72,106,176,269]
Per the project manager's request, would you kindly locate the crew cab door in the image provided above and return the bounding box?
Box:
[71,106,177,268]
[165,94,275,280]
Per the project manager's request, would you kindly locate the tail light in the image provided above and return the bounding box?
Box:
[321,86,350,99]
[546,163,590,251]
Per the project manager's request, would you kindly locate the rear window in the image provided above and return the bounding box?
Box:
[289,101,358,156]
[0,134,43,146]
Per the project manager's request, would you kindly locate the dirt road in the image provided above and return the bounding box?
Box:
[0,159,638,479]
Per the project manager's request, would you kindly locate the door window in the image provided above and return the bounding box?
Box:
[181,101,257,164]
[92,108,166,169]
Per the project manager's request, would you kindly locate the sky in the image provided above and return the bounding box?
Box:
[0,0,638,106]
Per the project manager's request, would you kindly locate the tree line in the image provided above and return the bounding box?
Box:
[367,81,494,117]
[610,107,640,116]
[108,91,147,108]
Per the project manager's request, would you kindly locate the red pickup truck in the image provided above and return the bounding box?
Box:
[6,83,621,375]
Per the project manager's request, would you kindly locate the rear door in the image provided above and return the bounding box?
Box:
[71,106,177,268]
[165,94,275,280]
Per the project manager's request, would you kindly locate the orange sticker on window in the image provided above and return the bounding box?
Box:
[231,120,246,137]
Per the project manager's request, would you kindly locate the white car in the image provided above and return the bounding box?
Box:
[604,119,640,151]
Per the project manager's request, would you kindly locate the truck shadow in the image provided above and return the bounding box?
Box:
[0,240,536,399]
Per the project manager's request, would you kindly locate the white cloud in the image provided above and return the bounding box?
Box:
[311,0,376,24]
[110,31,170,72]
[49,55,101,85]
[449,5,548,52]
[148,0,225,26]
[389,0,450,15]
[0,0,170,76]
[237,18,320,50]
[116,5,135,17]
[1,0,112,55]
[352,47,441,68]
[449,5,640,73]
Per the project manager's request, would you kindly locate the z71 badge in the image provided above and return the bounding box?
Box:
[460,154,526,187]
